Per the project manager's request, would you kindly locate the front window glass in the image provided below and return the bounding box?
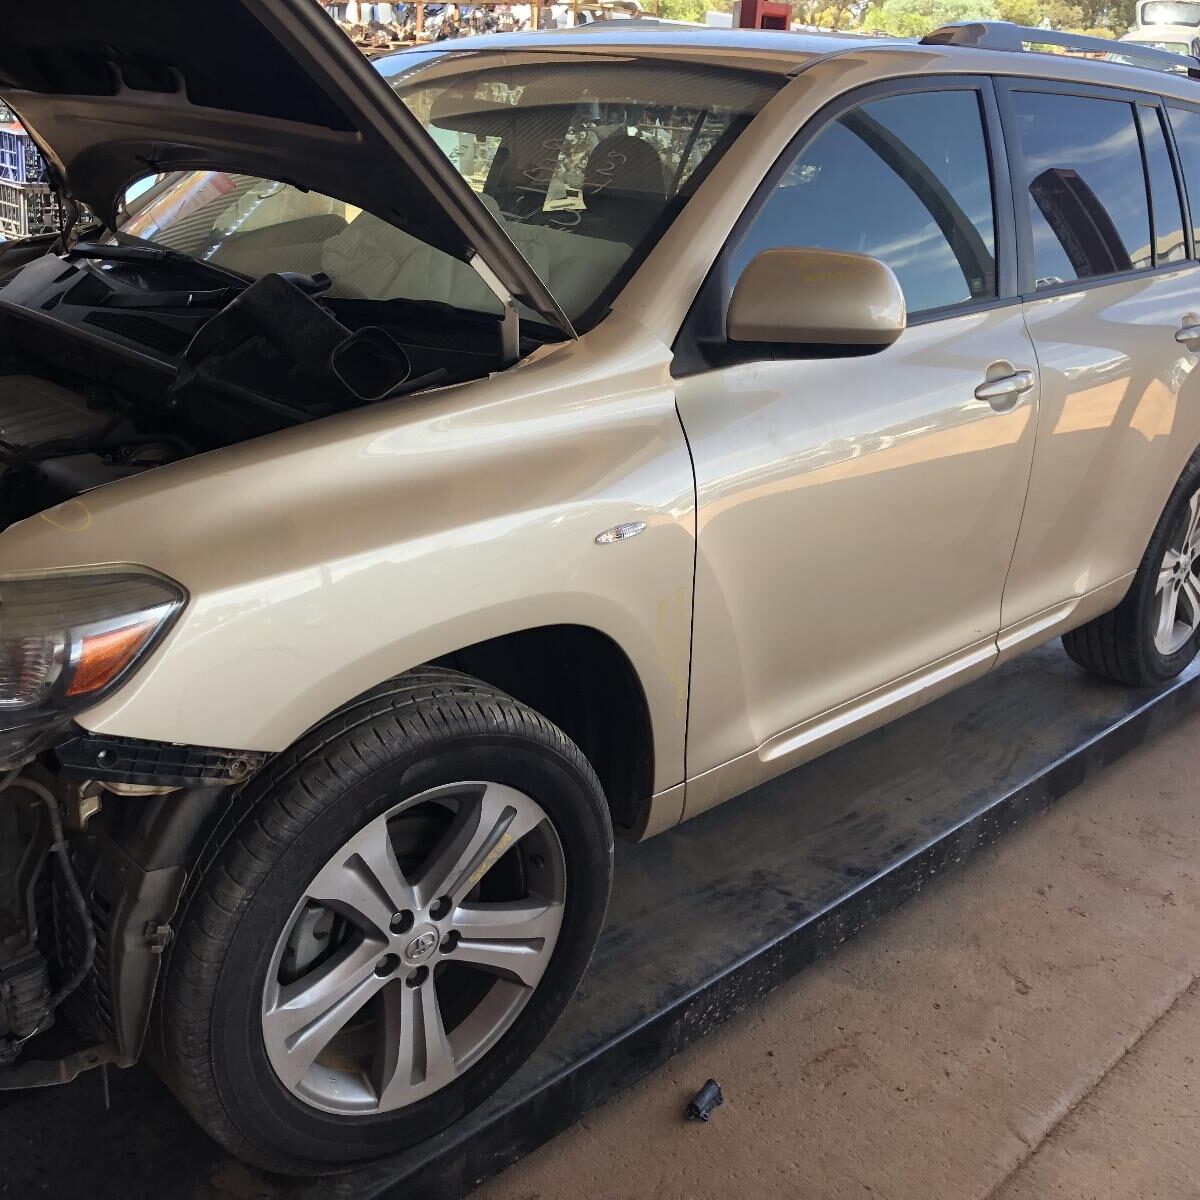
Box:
[1011,92,1152,289]
[110,52,784,332]
[731,90,997,316]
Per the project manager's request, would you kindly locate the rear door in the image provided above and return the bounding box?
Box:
[996,81,1200,650]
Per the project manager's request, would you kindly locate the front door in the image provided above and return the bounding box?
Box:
[674,81,1040,815]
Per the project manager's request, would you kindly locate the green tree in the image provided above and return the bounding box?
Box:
[1073,0,1135,32]
[793,0,872,26]
[655,0,718,19]
[861,0,999,36]
[994,0,1043,23]
[859,0,1133,35]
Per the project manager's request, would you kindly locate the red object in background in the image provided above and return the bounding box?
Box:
[733,0,792,28]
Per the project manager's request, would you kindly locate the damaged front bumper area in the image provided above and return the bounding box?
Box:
[0,563,268,1084]
[0,733,266,1086]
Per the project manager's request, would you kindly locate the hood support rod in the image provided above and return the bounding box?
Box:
[470,253,520,366]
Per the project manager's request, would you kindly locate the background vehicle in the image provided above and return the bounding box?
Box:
[1134,0,1200,29]
[1120,0,1200,54]
[1120,27,1200,53]
[3,6,1200,1174]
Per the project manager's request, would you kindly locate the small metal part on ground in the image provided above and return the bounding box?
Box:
[685,1078,724,1122]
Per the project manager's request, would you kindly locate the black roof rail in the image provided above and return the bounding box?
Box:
[920,20,1200,79]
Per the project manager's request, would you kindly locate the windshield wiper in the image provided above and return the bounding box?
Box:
[73,242,184,265]
[100,287,240,310]
[74,240,256,290]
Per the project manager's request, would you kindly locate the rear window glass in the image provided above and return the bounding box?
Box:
[1168,106,1200,251]
[1138,106,1187,265]
[1010,92,1152,289]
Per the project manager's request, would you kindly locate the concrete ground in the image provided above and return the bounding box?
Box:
[476,711,1200,1200]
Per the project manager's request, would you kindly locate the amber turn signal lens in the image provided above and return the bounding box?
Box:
[65,618,160,698]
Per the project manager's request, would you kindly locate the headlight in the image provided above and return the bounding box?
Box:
[0,567,186,744]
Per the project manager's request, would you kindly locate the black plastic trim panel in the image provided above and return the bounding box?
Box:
[55,731,266,787]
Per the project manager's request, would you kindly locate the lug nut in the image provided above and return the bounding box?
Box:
[429,896,452,921]
[375,954,400,978]
[406,965,429,988]
[390,911,414,934]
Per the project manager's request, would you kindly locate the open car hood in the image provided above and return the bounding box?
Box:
[0,0,575,338]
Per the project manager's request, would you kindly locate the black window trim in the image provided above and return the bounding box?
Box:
[1164,95,1200,261]
[672,74,1015,378]
[1134,103,1186,269]
[994,76,1200,303]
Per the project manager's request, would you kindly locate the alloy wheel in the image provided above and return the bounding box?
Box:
[1154,487,1200,657]
[261,781,566,1115]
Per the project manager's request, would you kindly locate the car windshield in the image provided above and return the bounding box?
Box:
[110,49,784,333]
[379,50,784,326]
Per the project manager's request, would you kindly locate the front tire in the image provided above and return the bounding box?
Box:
[1063,451,1200,686]
[157,668,613,1174]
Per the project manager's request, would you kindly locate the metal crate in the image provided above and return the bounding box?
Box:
[0,180,64,241]
[0,127,47,185]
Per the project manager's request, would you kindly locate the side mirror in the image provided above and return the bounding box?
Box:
[727,247,906,353]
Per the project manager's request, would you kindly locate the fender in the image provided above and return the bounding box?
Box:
[0,311,697,799]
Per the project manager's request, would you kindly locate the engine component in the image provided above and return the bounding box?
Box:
[0,374,108,446]
[0,948,49,1045]
[0,248,496,534]
[10,775,94,1046]
[168,271,412,440]
[0,370,189,528]
[0,774,54,1063]
[0,374,122,521]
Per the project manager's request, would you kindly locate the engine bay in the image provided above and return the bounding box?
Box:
[0,241,512,531]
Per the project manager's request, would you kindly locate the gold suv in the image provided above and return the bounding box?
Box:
[2,4,1200,1172]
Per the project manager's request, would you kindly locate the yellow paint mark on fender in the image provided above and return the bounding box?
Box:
[39,499,92,532]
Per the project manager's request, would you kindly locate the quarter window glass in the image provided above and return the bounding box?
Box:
[731,90,996,316]
[1010,92,1152,288]
[1138,106,1187,264]
[1168,106,1200,250]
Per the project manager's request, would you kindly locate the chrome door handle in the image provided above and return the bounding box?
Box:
[1175,316,1200,350]
[974,369,1035,412]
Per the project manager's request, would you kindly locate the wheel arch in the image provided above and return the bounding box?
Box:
[428,623,657,838]
[128,622,659,899]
